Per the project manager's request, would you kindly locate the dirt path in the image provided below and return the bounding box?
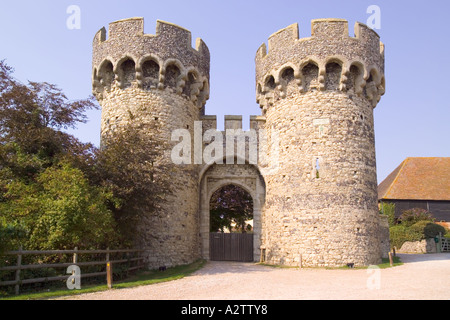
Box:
[58,253,450,300]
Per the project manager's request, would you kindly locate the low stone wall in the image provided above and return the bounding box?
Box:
[397,238,437,254]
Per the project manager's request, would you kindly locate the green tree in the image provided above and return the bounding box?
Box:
[94,124,172,240]
[0,59,174,251]
[0,161,119,250]
[210,185,253,233]
[379,202,396,226]
[0,221,26,254]
[0,60,97,168]
[0,60,117,250]
[33,162,118,249]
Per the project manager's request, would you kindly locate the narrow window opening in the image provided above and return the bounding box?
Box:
[315,158,320,179]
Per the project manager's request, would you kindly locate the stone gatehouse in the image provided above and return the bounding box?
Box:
[92,17,390,268]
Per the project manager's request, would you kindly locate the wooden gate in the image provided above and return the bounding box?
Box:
[441,236,449,252]
[210,233,254,262]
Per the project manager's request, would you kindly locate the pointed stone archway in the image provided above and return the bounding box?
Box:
[199,161,265,262]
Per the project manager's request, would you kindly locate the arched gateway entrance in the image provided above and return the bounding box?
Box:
[199,162,265,262]
[209,184,254,262]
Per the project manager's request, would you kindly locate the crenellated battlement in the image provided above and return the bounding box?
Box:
[93,18,209,70]
[195,115,267,167]
[255,19,385,112]
[256,19,383,66]
[92,18,210,109]
[200,115,266,133]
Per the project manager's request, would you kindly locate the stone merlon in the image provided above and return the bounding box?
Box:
[93,17,210,79]
[255,19,384,84]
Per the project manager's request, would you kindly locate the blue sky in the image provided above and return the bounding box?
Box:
[0,0,449,183]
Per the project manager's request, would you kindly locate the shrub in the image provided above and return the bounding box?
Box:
[409,221,446,239]
[0,223,26,255]
[398,208,434,227]
[379,202,396,227]
[389,225,423,249]
[1,161,119,251]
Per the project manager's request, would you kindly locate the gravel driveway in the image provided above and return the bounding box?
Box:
[59,253,450,300]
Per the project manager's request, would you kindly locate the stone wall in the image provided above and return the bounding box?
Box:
[260,91,382,266]
[255,19,387,267]
[398,239,437,254]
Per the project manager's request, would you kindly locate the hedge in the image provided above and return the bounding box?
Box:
[390,222,447,249]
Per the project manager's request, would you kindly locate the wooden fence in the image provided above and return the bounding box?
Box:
[0,248,145,295]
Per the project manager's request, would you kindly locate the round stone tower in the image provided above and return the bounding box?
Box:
[92,18,210,268]
[255,19,387,267]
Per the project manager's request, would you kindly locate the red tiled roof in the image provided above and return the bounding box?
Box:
[378,157,450,201]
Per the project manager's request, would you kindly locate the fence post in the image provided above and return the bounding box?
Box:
[106,261,113,289]
[73,247,78,264]
[106,248,112,288]
[14,246,22,295]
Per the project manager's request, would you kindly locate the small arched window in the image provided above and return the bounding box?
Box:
[265,75,276,91]
[325,62,342,91]
[302,63,319,91]
[281,67,296,96]
[347,64,362,93]
[164,64,181,89]
[142,59,160,90]
[119,59,136,89]
[281,67,295,84]
[99,60,114,89]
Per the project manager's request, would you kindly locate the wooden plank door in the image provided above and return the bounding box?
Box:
[210,233,253,262]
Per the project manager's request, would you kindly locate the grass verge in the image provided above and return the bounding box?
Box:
[0,259,206,301]
[375,256,403,269]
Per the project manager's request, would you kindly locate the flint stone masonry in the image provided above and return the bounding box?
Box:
[398,239,437,254]
[93,17,389,269]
